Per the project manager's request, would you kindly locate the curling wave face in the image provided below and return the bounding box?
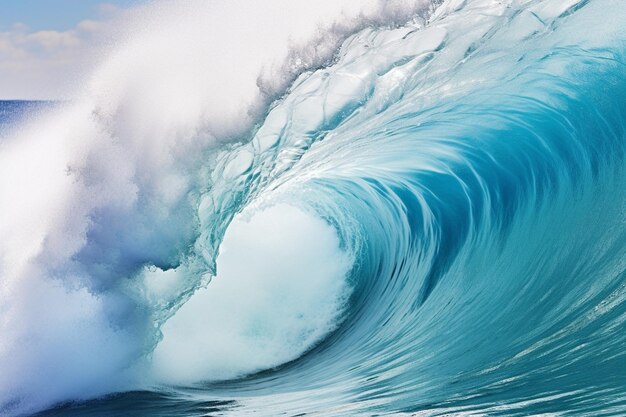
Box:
[1,0,626,415]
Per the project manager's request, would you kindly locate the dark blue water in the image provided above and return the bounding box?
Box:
[0,101,54,132]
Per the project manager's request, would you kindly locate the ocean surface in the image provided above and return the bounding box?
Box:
[0,101,54,131]
[1,0,626,416]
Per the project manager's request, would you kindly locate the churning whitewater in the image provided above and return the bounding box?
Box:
[1,0,626,415]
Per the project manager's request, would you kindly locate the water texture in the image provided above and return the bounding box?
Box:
[1,0,625,415]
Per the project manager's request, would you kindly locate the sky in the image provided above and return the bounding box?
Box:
[0,0,146,99]
[0,1,140,31]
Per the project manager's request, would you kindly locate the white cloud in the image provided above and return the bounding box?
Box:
[76,19,106,33]
[26,30,83,49]
[97,2,124,15]
[0,4,129,100]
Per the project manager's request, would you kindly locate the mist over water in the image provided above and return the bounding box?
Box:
[152,204,353,383]
[1,0,626,416]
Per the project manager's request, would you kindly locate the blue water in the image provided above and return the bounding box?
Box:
[0,101,54,132]
[1,0,626,416]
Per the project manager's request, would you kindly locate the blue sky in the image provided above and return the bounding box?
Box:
[0,1,149,98]
[0,0,141,31]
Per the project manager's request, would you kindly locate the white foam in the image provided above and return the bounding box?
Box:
[152,204,353,383]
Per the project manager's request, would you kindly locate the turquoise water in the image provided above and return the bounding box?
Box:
[1,0,626,416]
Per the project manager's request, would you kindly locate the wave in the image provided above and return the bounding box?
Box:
[1,0,626,415]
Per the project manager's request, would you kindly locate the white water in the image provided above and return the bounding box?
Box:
[152,204,353,383]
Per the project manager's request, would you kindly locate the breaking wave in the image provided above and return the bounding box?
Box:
[1,0,626,415]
